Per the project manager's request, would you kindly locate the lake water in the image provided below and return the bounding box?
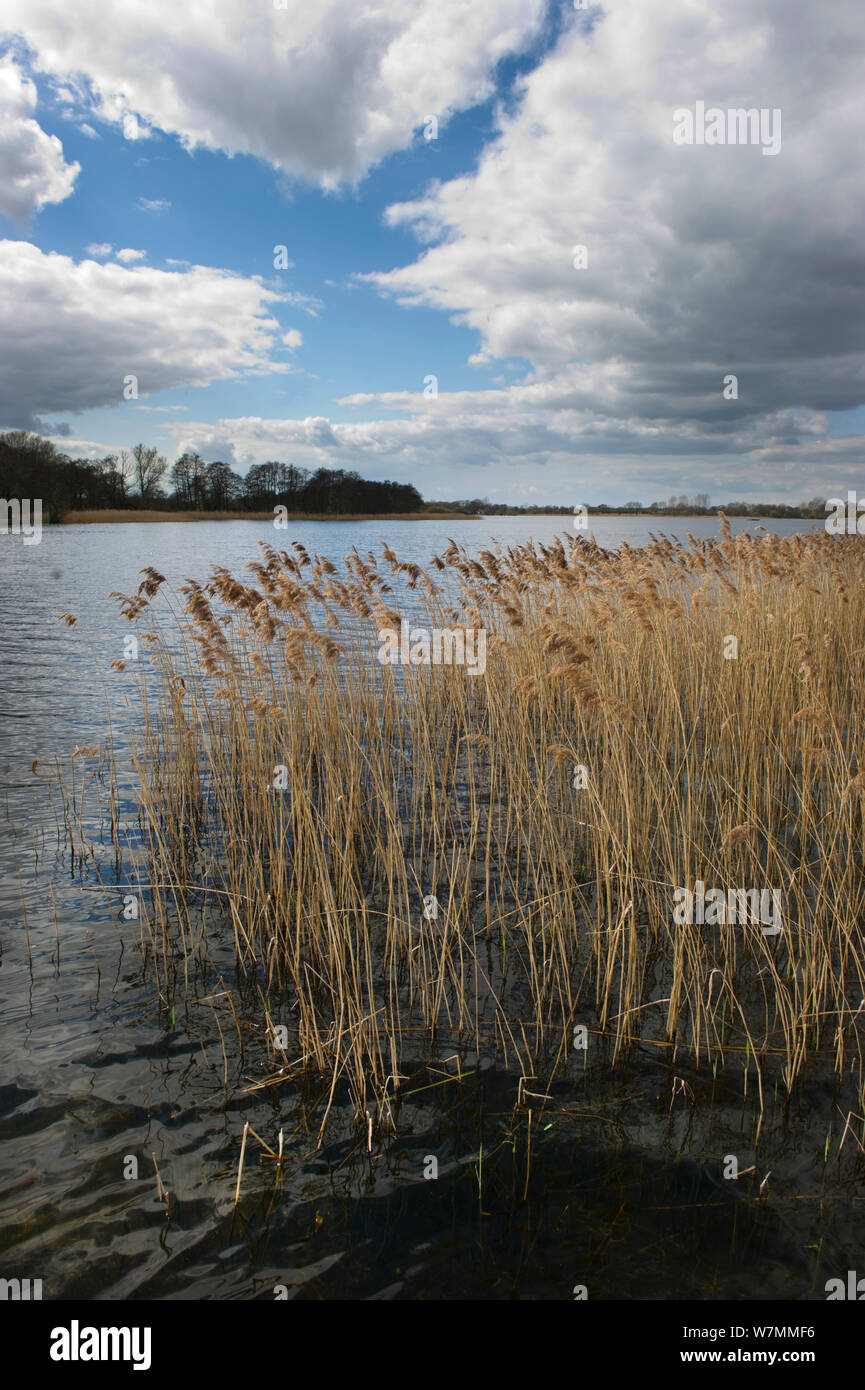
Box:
[2,513,849,1301]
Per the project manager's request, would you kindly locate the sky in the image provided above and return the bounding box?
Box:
[0,0,863,506]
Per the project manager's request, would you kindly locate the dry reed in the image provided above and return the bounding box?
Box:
[61,524,865,1146]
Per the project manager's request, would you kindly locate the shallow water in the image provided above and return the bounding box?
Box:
[4,513,861,1302]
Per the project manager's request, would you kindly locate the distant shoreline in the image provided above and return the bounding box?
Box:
[55,508,825,526]
[59,508,475,524]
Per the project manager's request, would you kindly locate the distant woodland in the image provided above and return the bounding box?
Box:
[0,432,832,522]
[0,433,423,521]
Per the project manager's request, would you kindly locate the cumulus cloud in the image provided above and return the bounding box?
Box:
[115,247,146,263]
[165,406,865,503]
[0,54,79,224]
[1,0,546,186]
[5,0,862,502]
[42,434,125,458]
[363,0,865,456]
[0,241,296,429]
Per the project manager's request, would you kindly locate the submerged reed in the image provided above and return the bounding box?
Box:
[63,523,865,1143]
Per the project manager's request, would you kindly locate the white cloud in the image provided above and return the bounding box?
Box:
[2,0,547,186]
[5,0,862,503]
[164,407,863,502]
[136,197,170,213]
[0,54,79,224]
[364,0,865,448]
[85,241,113,258]
[115,247,146,263]
[0,241,295,429]
[281,328,303,350]
[43,434,126,458]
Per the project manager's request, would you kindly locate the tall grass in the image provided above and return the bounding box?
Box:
[66,520,865,1142]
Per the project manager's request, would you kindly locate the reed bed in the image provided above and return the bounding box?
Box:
[65,520,865,1143]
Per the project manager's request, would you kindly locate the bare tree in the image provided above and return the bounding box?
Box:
[97,450,135,503]
[131,443,168,501]
[116,449,135,499]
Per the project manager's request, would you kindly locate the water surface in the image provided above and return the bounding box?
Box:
[4,514,853,1301]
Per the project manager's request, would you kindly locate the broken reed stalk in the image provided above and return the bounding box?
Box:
[234,1121,249,1206]
[151,1152,169,1209]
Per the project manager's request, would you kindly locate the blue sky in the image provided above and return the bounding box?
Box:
[19,75,506,438]
[0,0,863,504]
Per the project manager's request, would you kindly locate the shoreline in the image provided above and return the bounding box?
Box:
[58,508,475,524]
[54,509,821,526]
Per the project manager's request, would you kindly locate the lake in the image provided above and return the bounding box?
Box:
[1,513,846,1301]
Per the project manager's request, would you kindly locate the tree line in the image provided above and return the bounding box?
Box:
[0,434,423,520]
[0,431,834,523]
[446,495,832,519]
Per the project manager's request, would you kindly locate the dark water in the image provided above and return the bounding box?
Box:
[4,513,859,1302]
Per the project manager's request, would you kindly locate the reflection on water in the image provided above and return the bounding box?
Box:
[4,514,857,1302]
